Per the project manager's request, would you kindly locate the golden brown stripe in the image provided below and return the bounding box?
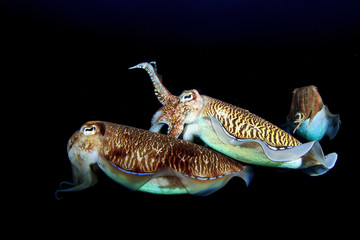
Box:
[98,122,245,178]
[202,97,301,147]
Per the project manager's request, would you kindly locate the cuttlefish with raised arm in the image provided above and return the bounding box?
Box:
[56,121,252,199]
[130,62,337,176]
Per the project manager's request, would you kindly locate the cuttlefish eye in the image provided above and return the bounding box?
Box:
[180,92,194,102]
[82,125,97,135]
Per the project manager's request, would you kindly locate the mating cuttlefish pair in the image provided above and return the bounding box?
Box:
[56,62,340,199]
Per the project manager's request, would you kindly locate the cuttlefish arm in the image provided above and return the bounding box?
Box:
[56,121,253,199]
[130,62,300,147]
[129,62,175,105]
[130,62,202,138]
[130,62,337,175]
[130,62,301,147]
[55,125,103,200]
[288,85,324,132]
[286,85,341,141]
[149,98,187,137]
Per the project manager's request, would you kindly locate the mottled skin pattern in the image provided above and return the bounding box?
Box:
[99,121,245,178]
[130,62,175,105]
[56,121,251,198]
[202,97,301,147]
[130,62,300,149]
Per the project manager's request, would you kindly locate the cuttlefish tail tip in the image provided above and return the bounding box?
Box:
[55,189,66,200]
[237,166,254,187]
[302,152,338,176]
[326,152,338,169]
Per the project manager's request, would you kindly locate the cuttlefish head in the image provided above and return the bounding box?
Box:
[130,62,204,138]
[287,85,324,133]
[150,89,204,137]
[56,121,105,199]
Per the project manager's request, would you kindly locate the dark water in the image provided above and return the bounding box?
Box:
[8,0,358,227]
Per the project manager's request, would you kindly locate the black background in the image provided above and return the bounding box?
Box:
[5,0,359,230]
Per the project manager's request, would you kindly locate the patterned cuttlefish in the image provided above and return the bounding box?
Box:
[56,121,252,199]
[285,85,340,142]
[130,62,337,176]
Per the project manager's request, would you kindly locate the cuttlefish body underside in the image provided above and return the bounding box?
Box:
[56,121,252,199]
[130,62,337,176]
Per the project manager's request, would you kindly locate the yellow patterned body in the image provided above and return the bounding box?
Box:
[201,97,301,148]
[130,62,337,174]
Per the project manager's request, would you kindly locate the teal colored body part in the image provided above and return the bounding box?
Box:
[139,178,188,195]
[286,85,340,142]
[290,106,340,141]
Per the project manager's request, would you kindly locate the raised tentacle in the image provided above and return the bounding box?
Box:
[129,62,175,105]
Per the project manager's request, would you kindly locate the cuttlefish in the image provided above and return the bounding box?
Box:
[56,121,252,199]
[130,62,337,176]
[285,85,340,141]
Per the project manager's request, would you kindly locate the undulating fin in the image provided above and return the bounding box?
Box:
[201,116,337,174]
[302,152,338,176]
[97,153,155,191]
[58,121,252,198]
[174,166,253,196]
[131,62,339,176]
[325,106,341,140]
[138,168,188,195]
[209,116,314,162]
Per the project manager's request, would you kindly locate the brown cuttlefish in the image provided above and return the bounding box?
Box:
[56,121,253,199]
